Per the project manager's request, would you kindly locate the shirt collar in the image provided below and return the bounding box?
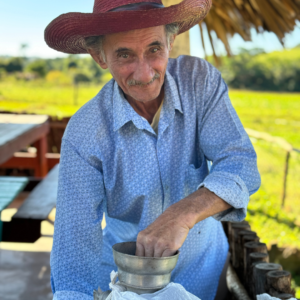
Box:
[113,70,183,132]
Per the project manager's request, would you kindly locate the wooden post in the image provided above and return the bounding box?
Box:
[282,151,290,208]
[266,270,295,297]
[231,223,251,268]
[242,235,259,251]
[33,135,48,178]
[244,242,268,281]
[253,263,282,297]
[239,234,259,280]
[250,252,269,264]
[228,221,249,255]
[247,253,269,297]
[237,230,257,278]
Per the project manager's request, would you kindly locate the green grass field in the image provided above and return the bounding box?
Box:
[1,80,300,295]
[229,90,300,244]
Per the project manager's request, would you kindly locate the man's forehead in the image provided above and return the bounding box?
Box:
[105,26,167,50]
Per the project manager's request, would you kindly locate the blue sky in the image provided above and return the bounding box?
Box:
[0,0,299,58]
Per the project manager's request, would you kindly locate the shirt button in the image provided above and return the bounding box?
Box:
[165,185,169,191]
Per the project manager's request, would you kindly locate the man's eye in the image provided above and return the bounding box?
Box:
[152,48,158,53]
[121,54,129,59]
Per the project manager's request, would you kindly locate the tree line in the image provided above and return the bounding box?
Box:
[210,46,300,92]
[0,46,299,91]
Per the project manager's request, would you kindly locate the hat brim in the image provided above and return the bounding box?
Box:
[45,0,211,54]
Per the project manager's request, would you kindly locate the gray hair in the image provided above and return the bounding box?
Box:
[84,23,179,63]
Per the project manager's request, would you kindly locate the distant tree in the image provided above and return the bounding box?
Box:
[0,67,6,79]
[68,61,78,69]
[26,60,47,77]
[6,57,24,73]
[73,73,90,84]
[216,47,300,92]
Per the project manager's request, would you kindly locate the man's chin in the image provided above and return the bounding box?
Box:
[128,87,161,103]
[131,94,160,103]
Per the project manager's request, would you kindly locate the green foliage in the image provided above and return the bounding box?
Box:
[74,73,91,84]
[0,57,24,73]
[212,48,300,92]
[26,60,47,77]
[0,54,109,83]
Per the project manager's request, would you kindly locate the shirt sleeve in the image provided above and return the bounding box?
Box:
[197,68,261,222]
[51,138,105,299]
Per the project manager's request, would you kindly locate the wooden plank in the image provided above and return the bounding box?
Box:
[0,155,60,173]
[0,177,28,183]
[0,124,36,146]
[0,114,48,124]
[0,176,28,211]
[13,164,59,220]
[0,114,49,165]
[0,176,28,241]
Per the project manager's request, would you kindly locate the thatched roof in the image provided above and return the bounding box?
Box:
[200,0,300,62]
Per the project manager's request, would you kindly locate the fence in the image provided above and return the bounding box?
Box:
[245,128,300,208]
[224,221,296,299]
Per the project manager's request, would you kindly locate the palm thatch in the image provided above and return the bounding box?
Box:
[200,0,300,63]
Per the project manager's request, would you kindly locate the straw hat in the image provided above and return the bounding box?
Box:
[45,0,212,54]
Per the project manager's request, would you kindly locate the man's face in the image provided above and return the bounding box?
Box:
[93,26,173,103]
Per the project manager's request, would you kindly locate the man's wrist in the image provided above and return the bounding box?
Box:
[172,187,232,229]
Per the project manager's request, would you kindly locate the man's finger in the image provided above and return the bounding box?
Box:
[162,248,177,257]
[145,246,154,257]
[153,246,164,258]
[135,242,145,257]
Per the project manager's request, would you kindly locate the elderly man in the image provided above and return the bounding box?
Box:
[45,0,260,299]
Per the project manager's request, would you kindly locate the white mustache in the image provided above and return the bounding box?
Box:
[127,73,160,87]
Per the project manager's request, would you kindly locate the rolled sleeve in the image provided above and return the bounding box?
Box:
[51,138,105,299]
[197,68,261,222]
[198,171,250,221]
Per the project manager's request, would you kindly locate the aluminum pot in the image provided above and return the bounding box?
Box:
[112,241,180,294]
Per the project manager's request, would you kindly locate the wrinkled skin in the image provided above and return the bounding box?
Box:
[89,26,231,258]
[89,26,172,123]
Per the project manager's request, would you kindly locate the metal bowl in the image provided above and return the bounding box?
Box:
[112,242,179,294]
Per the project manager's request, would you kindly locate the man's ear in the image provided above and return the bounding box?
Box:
[168,34,177,52]
[87,48,108,69]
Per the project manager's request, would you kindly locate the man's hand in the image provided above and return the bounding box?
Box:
[136,187,231,257]
[136,207,190,257]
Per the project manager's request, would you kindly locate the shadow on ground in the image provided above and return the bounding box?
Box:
[0,250,52,300]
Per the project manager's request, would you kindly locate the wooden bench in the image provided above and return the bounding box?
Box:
[1,164,59,243]
[0,176,29,241]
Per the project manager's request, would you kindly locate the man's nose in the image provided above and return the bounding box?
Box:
[132,59,155,84]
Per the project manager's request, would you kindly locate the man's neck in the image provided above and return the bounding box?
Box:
[124,88,164,124]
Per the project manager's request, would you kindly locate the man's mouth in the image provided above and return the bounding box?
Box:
[127,73,160,87]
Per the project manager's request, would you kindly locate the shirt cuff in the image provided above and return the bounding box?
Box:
[197,171,249,222]
[53,291,93,300]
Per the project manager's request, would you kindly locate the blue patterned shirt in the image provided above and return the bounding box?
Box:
[51,55,260,300]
